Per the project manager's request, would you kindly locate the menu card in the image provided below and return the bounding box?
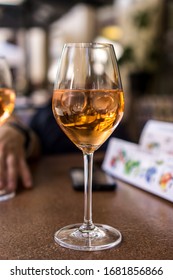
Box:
[102,120,173,203]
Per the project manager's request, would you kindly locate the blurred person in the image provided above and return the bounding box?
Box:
[0,114,40,193]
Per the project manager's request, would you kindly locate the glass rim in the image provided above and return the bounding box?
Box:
[64,42,114,49]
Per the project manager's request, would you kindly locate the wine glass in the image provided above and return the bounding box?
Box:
[52,43,124,251]
[0,57,16,201]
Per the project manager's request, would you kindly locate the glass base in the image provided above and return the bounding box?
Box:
[54,223,122,251]
[0,190,15,202]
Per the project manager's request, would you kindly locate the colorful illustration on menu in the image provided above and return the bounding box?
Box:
[109,149,140,175]
[147,142,160,151]
[159,172,173,191]
[108,142,173,196]
[124,160,140,175]
[145,167,157,183]
[109,150,171,192]
[110,150,126,167]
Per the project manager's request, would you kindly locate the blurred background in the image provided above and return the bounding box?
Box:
[0,0,172,142]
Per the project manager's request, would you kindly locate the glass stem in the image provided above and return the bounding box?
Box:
[80,152,95,232]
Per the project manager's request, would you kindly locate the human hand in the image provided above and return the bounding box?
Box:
[0,124,33,193]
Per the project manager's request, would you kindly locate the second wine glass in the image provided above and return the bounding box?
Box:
[52,43,124,251]
[0,56,16,201]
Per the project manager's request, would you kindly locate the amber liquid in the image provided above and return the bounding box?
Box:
[0,88,16,125]
[52,89,124,153]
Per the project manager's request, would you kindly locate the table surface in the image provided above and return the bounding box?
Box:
[0,152,173,260]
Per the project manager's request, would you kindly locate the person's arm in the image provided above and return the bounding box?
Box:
[0,115,41,192]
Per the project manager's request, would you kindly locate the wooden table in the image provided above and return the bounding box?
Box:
[0,153,173,260]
